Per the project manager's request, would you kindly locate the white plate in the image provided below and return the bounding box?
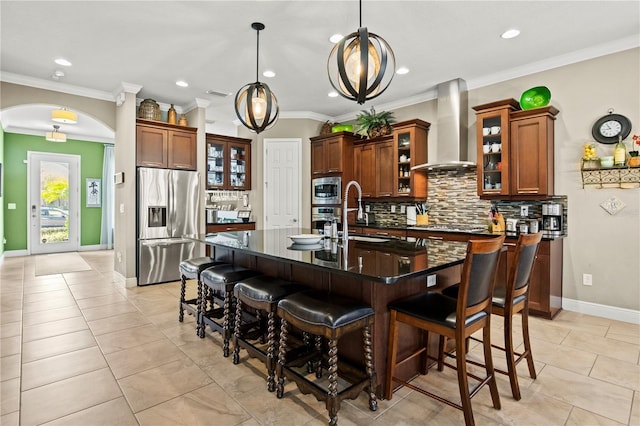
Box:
[288,243,324,251]
[289,234,323,245]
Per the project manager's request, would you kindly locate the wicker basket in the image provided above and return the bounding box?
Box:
[138,99,161,121]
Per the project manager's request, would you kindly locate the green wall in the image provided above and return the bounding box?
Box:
[3,132,105,250]
[0,125,4,256]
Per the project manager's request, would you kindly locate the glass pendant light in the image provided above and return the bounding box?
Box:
[234,22,279,134]
[45,124,67,142]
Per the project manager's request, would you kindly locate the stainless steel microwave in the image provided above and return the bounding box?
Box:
[312,177,341,205]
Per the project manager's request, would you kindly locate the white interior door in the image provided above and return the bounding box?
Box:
[263,138,301,230]
[28,152,80,254]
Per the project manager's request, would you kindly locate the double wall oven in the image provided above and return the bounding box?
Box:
[311,177,342,233]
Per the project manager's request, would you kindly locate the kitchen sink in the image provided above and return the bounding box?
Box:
[348,235,391,243]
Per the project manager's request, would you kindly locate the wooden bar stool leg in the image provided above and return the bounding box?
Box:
[437,335,446,371]
[197,280,205,337]
[232,298,243,365]
[327,338,339,426]
[363,324,377,411]
[179,275,187,322]
[266,310,277,392]
[522,307,537,380]
[276,319,289,399]
[504,311,521,400]
[483,325,501,410]
[315,335,323,379]
[222,287,233,357]
[456,334,475,426]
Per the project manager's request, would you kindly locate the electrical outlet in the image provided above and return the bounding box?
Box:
[520,205,529,217]
[400,205,406,214]
[427,274,437,287]
[391,205,396,213]
[582,273,592,286]
[365,205,370,213]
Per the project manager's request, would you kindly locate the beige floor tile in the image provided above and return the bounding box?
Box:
[75,292,127,309]
[23,296,77,314]
[527,319,572,344]
[81,301,139,321]
[566,406,625,425]
[20,368,122,425]
[95,323,166,354]
[135,381,251,425]
[147,309,183,329]
[0,411,19,426]
[22,329,96,363]
[23,288,73,304]
[562,329,640,363]
[1,335,21,357]
[21,346,108,390]
[608,320,640,338]
[88,311,151,336]
[42,396,137,426]
[22,280,68,294]
[530,364,633,424]
[63,270,109,285]
[0,309,22,325]
[0,321,21,338]
[631,391,640,425]
[590,355,640,392]
[0,292,23,311]
[22,315,88,342]
[23,305,82,326]
[0,353,21,381]
[162,322,204,346]
[0,378,20,415]
[68,283,121,300]
[105,338,187,379]
[529,336,597,375]
[550,311,611,337]
[118,357,212,412]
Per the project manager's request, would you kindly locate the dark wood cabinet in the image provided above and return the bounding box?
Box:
[354,143,376,197]
[136,120,197,170]
[375,139,395,197]
[509,107,558,196]
[393,119,429,198]
[309,132,358,176]
[473,100,558,198]
[206,134,251,191]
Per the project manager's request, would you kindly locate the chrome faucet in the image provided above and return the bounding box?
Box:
[342,180,364,244]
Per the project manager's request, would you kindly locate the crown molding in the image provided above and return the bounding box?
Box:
[4,125,114,144]
[0,71,115,101]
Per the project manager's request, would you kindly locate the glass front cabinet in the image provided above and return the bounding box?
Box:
[473,99,520,197]
[206,134,251,191]
[392,119,429,198]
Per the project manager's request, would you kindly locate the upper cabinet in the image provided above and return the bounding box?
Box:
[136,119,197,170]
[393,119,429,198]
[206,134,251,191]
[473,99,558,198]
[310,132,359,176]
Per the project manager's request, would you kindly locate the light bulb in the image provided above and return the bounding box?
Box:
[343,38,380,91]
[251,95,267,121]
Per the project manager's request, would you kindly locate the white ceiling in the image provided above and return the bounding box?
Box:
[1,1,639,143]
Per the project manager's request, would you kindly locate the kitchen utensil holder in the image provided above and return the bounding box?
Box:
[416,214,429,226]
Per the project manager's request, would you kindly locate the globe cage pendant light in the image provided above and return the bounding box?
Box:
[51,107,78,124]
[327,0,396,104]
[234,22,279,134]
[45,124,67,142]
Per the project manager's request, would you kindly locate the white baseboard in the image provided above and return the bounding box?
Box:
[563,298,640,324]
[78,244,107,251]
[3,250,28,257]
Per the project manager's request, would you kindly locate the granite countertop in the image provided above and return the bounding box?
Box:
[184,228,469,284]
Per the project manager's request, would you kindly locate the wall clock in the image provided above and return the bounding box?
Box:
[591,109,632,144]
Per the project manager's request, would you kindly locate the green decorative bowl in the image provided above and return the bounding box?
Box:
[520,86,551,110]
[331,124,353,133]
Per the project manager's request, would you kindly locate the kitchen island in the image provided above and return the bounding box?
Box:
[186,228,476,398]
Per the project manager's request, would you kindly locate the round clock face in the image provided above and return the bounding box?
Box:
[592,113,632,144]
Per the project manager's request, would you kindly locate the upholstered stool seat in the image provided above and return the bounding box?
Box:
[231,276,306,391]
[276,290,377,426]
[178,257,225,334]
[200,264,261,356]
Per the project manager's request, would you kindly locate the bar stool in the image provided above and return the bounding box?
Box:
[441,232,543,400]
[231,275,306,391]
[200,264,261,356]
[386,236,504,426]
[276,290,377,426]
[178,257,225,334]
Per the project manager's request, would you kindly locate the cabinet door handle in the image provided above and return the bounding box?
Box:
[376,232,389,236]
[503,242,516,247]
[225,227,235,231]
[427,236,443,240]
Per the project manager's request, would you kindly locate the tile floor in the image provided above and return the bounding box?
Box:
[1,250,639,425]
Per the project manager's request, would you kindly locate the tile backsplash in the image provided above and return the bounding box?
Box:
[364,169,568,235]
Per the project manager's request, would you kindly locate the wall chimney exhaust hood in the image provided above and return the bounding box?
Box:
[411,78,475,171]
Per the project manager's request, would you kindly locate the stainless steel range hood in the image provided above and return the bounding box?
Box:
[412,78,475,171]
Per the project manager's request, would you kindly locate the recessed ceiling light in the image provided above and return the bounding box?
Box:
[54,58,72,66]
[501,29,520,39]
[176,80,189,87]
[329,34,343,43]
[328,91,339,98]
[263,70,276,78]
[396,67,410,75]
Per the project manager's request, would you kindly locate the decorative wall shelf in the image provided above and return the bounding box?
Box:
[580,160,640,188]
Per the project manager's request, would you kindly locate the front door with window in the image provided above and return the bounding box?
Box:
[28,152,80,254]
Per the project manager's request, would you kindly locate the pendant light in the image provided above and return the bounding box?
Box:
[51,108,77,124]
[45,124,67,142]
[327,0,396,104]
[234,22,279,134]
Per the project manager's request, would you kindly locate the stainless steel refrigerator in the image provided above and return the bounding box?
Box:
[137,167,200,285]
